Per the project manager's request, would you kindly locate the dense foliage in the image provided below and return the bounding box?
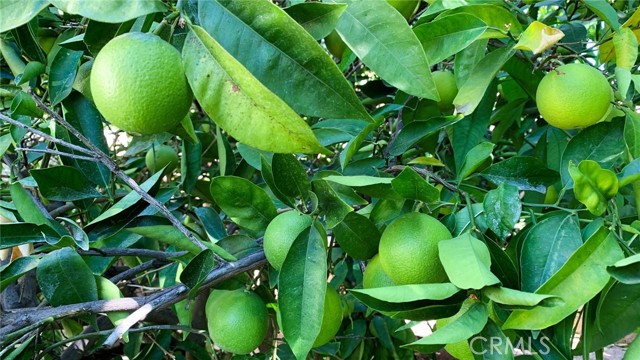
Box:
[1,0,639,359]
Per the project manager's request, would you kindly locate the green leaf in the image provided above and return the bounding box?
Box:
[30,166,102,201]
[216,126,236,176]
[0,223,61,249]
[126,224,202,256]
[624,331,640,360]
[182,25,328,154]
[279,223,328,360]
[332,0,439,100]
[473,319,514,360]
[520,213,582,293]
[180,250,216,299]
[323,175,392,187]
[569,160,618,216]
[607,254,640,284]
[583,0,621,33]
[311,179,353,228]
[194,207,227,242]
[48,0,167,24]
[261,155,295,207]
[414,13,487,65]
[0,256,40,292]
[483,286,561,309]
[614,27,639,97]
[209,176,277,236]
[503,227,624,330]
[587,282,640,351]
[404,302,488,350]
[625,110,640,159]
[332,212,380,260]
[36,248,98,306]
[514,21,565,55]
[272,154,311,200]
[481,156,559,193]
[0,0,48,33]
[435,4,522,38]
[48,47,83,105]
[180,140,201,193]
[457,141,494,181]
[9,182,61,232]
[560,121,625,187]
[453,45,515,115]
[95,276,128,326]
[10,92,43,118]
[350,283,460,304]
[454,38,488,88]
[284,2,347,40]
[391,167,440,203]
[340,119,383,168]
[438,233,500,290]
[388,116,463,156]
[483,183,521,240]
[198,0,370,121]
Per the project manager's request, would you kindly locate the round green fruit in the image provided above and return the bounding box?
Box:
[363,254,397,288]
[263,211,313,271]
[536,63,611,129]
[206,289,269,355]
[91,32,193,135]
[378,212,452,285]
[314,286,343,347]
[432,70,458,113]
[145,145,179,174]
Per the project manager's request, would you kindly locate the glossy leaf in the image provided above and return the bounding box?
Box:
[503,228,624,330]
[95,276,128,326]
[182,25,327,154]
[583,0,620,32]
[588,282,640,351]
[49,47,82,105]
[481,156,559,193]
[36,247,97,306]
[514,21,565,55]
[10,92,43,118]
[180,250,216,300]
[181,140,202,194]
[613,27,638,96]
[194,207,227,242]
[30,166,101,201]
[391,167,439,203]
[414,13,487,65]
[560,120,625,187]
[350,283,460,303]
[126,224,203,256]
[483,286,561,309]
[48,0,167,24]
[272,154,311,200]
[0,0,48,33]
[332,0,439,100]
[435,4,522,38]
[520,213,582,292]
[625,111,640,159]
[387,117,461,156]
[457,142,494,181]
[332,212,380,260]
[473,319,514,360]
[209,176,277,236]
[279,224,327,360]
[0,223,61,249]
[483,183,521,240]
[0,256,40,292]
[607,254,640,284]
[311,179,353,228]
[569,160,618,216]
[439,233,500,290]
[198,0,370,121]
[261,155,295,207]
[284,2,347,40]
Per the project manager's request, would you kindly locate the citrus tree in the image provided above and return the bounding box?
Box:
[1,0,639,359]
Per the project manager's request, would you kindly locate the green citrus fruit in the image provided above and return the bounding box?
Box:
[73,60,93,100]
[432,71,458,112]
[91,32,193,135]
[387,0,420,20]
[145,145,179,173]
[314,286,343,347]
[378,212,452,285]
[325,30,346,59]
[363,254,397,288]
[206,289,269,355]
[536,63,611,129]
[263,211,313,271]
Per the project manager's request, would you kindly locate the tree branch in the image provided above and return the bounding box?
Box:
[15,147,99,162]
[108,259,170,284]
[78,248,188,259]
[0,251,267,343]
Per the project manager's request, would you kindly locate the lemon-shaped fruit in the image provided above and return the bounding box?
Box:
[363,254,397,288]
[91,32,193,135]
[432,71,458,112]
[314,286,343,347]
[378,212,452,285]
[263,211,313,271]
[206,289,269,355]
[536,63,611,129]
[145,145,179,174]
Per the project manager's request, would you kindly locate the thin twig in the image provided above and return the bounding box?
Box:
[30,94,211,256]
[15,147,99,162]
[386,165,463,195]
[79,248,188,259]
[109,259,170,284]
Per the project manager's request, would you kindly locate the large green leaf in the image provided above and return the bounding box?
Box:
[587,283,640,351]
[483,286,560,309]
[481,156,559,193]
[284,2,347,40]
[30,166,101,201]
[607,254,640,284]
[0,224,61,249]
[0,256,40,292]
[209,176,277,236]
[311,179,353,228]
[332,0,439,100]
[520,213,582,292]
[391,167,440,203]
[503,228,624,330]
[272,154,311,200]
[36,248,98,306]
[438,233,500,290]
[350,283,460,303]
[198,0,369,121]
[279,223,328,360]
[49,47,82,105]
[457,141,494,181]
[388,116,463,156]
[483,183,521,240]
[48,0,167,23]
[583,0,620,33]
[182,26,327,154]
[434,4,522,38]
[414,13,487,65]
[332,212,380,260]
[0,0,48,33]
